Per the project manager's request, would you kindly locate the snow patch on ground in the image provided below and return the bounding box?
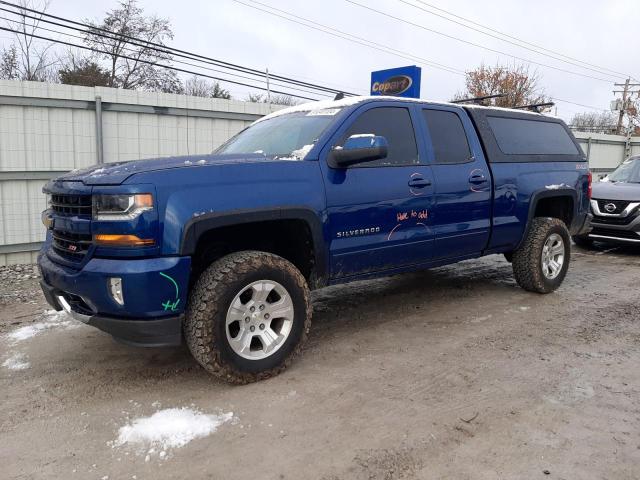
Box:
[114,408,234,458]
[2,353,30,370]
[7,310,77,343]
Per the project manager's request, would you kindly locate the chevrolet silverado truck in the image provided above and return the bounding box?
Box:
[38,96,592,383]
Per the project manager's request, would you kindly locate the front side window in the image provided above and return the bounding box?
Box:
[216,109,341,159]
[607,157,640,183]
[340,107,419,167]
[422,109,472,164]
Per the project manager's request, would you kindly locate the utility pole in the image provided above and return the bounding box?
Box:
[613,78,640,135]
[265,68,271,111]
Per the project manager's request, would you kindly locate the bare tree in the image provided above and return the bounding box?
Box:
[3,0,58,81]
[453,63,548,108]
[569,111,618,134]
[270,94,301,106]
[245,93,264,103]
[84,0,180,92]
[183,75,231,99]
[245,92,301,106]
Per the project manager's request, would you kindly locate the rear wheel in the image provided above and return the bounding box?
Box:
[184,251,312,384]
[512,217,571,294]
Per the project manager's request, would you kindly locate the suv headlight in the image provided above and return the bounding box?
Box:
[93,193,153,221]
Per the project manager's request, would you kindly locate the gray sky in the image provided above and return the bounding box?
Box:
[10,0,640,120]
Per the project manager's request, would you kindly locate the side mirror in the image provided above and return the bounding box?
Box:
[328,134,388,168]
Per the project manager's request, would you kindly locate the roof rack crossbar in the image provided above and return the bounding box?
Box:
[452,94,506,104]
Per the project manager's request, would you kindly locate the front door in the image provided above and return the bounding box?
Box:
[321,105,435,279]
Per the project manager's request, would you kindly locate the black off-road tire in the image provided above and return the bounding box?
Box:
[512,217,571,294]
[572,234,594,249]
[184,251,312,384]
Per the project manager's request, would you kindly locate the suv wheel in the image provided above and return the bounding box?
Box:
[512,217,571,294]
[185,251,312,384]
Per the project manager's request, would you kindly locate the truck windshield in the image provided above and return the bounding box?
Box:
[215,110,341,159]
[607,158,640,183]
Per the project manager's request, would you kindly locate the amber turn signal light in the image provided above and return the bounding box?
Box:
[94,234,155,247]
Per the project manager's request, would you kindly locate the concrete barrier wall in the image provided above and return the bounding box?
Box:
[0,80,279,265]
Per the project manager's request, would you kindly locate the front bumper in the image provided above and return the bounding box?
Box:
[586,201,640,244]
[38,250,191,347]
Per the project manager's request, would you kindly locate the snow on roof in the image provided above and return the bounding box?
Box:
[255,95,549,123]
[254,95,460,123]
[463,103,545,117]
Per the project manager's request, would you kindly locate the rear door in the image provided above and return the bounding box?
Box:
[320,103,435,279]
[419,107,492,259]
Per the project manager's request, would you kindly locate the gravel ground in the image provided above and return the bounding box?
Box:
[0,264,41,308]
[1,244,640,479]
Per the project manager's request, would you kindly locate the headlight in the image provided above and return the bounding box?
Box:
[93,193,153,221]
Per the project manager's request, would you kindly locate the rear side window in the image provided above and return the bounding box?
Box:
[341,107,418,166]
[488,116,578,155]
[422,109,472,164]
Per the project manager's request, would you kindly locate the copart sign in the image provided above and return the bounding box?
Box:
[370,65,421,98]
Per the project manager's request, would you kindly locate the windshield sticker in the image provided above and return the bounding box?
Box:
[306,108,340,116]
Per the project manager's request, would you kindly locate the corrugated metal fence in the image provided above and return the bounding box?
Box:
[573,131,640,175]
[0,80,278,265]
[0,80,639,265]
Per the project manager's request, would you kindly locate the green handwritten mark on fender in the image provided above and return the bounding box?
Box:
[160,272,180,312]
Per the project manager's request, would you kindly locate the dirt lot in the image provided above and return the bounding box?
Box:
[2,245,640,480]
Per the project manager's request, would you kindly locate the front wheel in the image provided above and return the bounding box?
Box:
[184,251,312,384]
[512,217,571,294]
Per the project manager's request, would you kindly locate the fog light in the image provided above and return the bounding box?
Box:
[109,277,124,305]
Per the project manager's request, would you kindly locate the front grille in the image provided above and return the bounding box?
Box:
[596,199,631,215]
[590,227,640,241]
[51,194,92,216]
[51,230,92,262]
[592,214,636,226]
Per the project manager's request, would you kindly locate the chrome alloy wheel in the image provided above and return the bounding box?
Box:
[225,280,294,360]
[541,233,565,280]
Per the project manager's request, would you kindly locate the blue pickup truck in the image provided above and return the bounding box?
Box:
[38,96,592,383]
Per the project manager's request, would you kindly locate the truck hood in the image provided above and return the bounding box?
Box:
[592,181,640,201]
[54,153,286,186]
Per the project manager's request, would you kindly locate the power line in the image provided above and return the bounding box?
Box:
[232,0,466,76]
[0,0,355,97]
[398,0,635,80]
[0,14,331,98]
[0,25,323,101]
[345,0,615,83]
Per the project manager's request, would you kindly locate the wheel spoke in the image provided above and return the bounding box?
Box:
[267,297,294,319]
[227,298,247,321]
[229,327,252,354]
[551,243,564,256]
[252,281,275,303]
[260,327,281,354]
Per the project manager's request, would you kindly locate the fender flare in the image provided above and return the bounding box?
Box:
[180,207,328,288]
[515,188,578,251]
